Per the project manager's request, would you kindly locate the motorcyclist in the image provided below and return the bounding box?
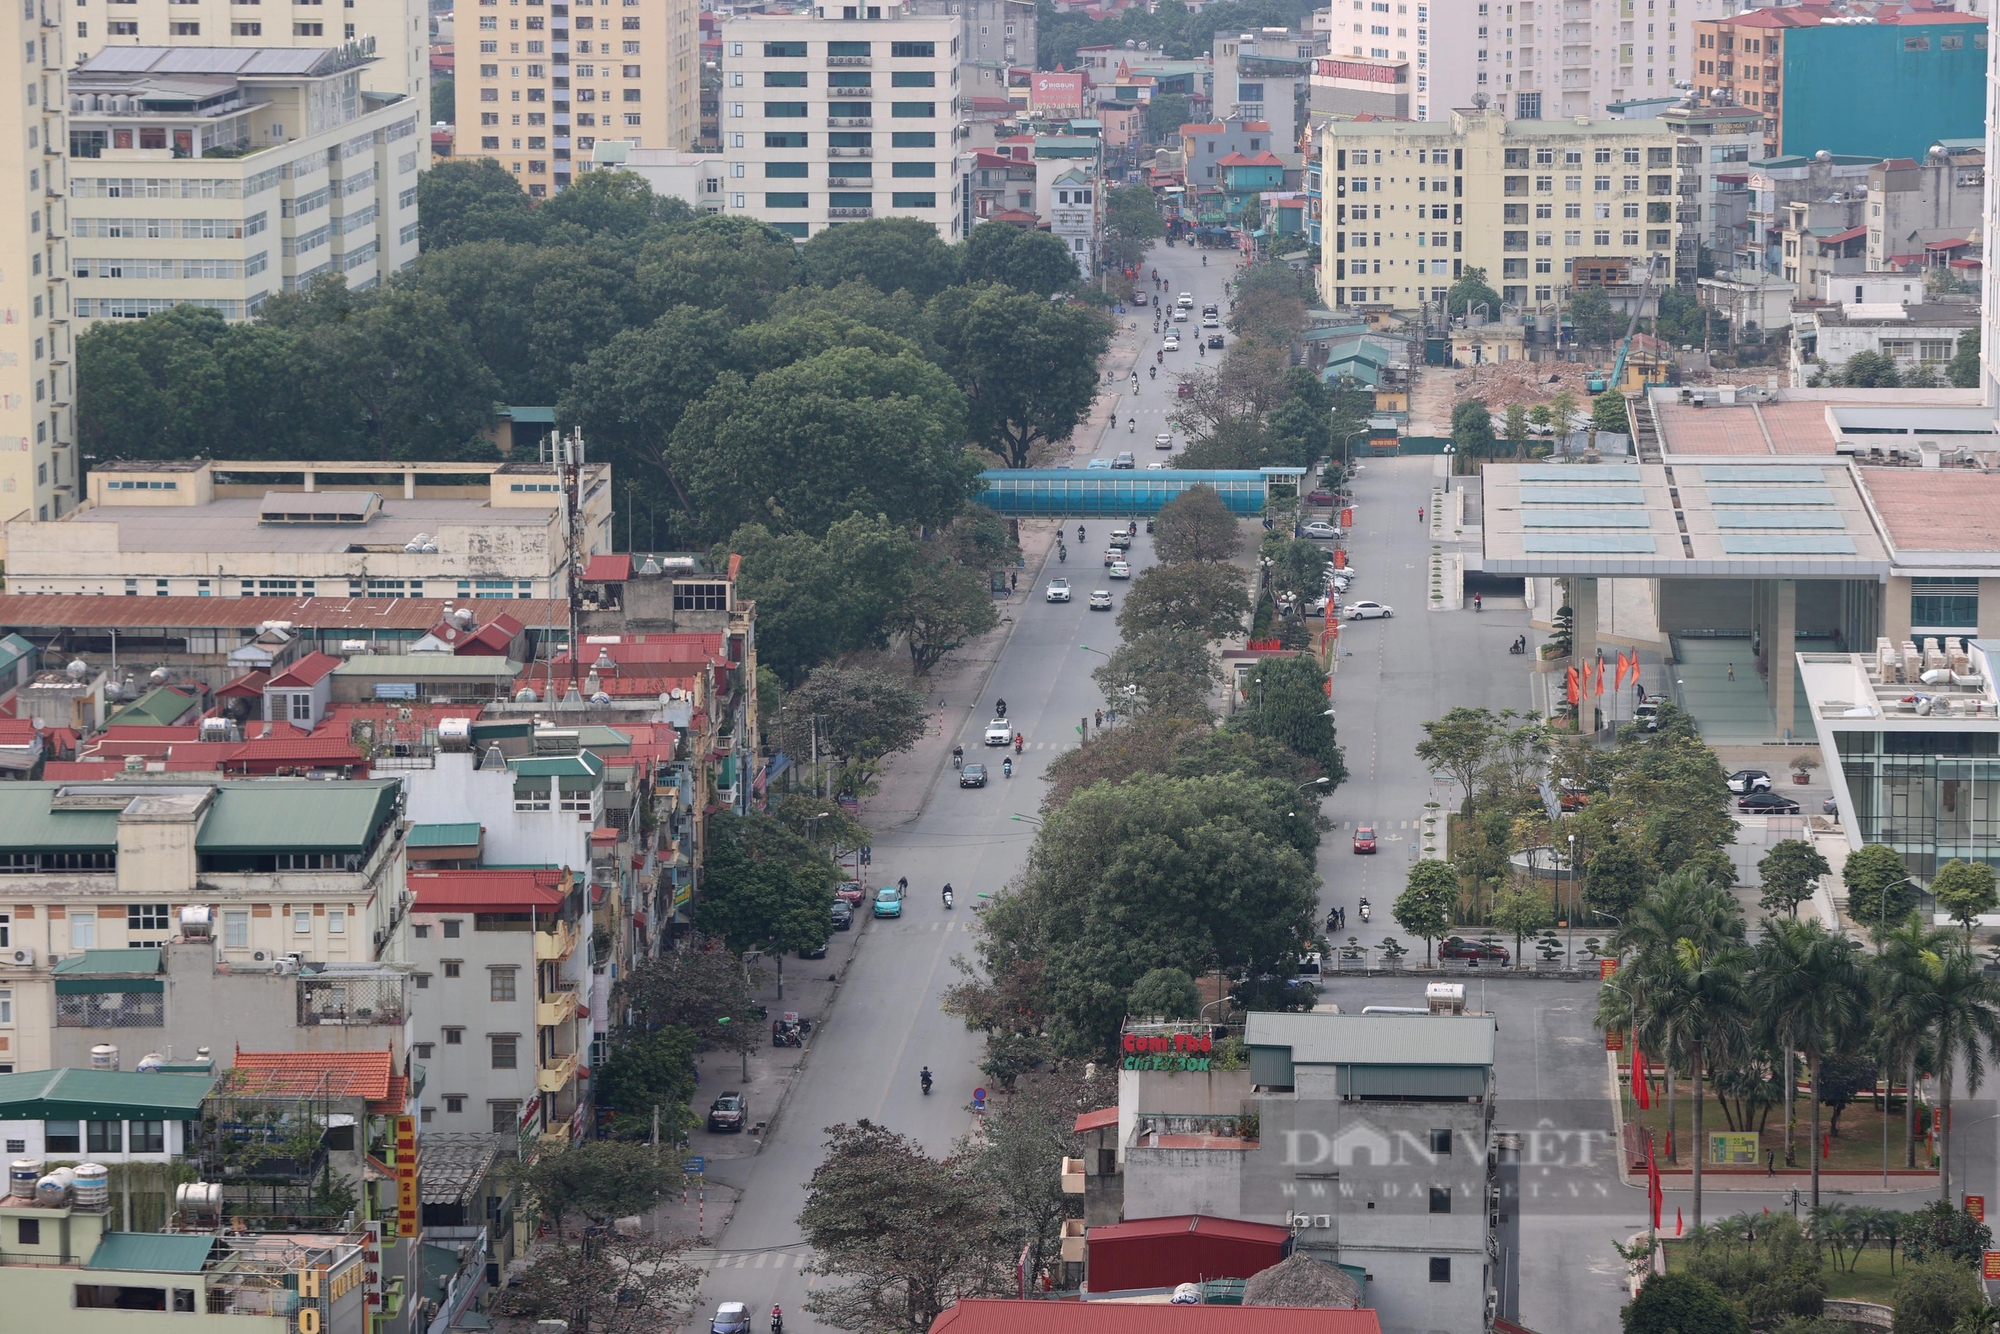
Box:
[1002,757,1013,778]
[1013,733,1024,754]
[1149,365,1157,380]
[920,1066,933,1094]
[1473,592,1482,612]
[952,744,963,768]
[942,883,954,907]
[1157,350,1164,364]
[995,697,1007,717]
[1130,418,1136,433]
[1077,525,1086,544]
[1203,255,1208,266]
[773,1307,784,1334]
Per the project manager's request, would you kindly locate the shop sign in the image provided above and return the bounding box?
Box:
[1122,1030,1214,1072]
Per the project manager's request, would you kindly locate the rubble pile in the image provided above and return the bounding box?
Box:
[1450,358,1597,411]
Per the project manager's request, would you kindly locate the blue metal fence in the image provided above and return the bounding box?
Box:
[974,469,1273,517]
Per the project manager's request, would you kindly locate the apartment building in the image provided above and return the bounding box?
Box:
[408,868,590,1148]
[1319,106,1676,313]
[2,0,78,530]
[2,457,613,599]
[1659,98,1762,289]
[65,45,422,324]
[1865,149,1985,274]
[1692,10,1984,160]
[906,0,1032,101]
[718,1,964,241]
[1214,27,1314,158]
[1323,0,1724,126]
[453,0,697,197]
[69,0,429,106]
[0,777,411,1073]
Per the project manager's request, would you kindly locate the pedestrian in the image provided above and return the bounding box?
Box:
[1418,507,1425,523]
[1727,662,1735,682]
[1009,571,1018,592]
[1765,1148,1775,1176]
[1094,709,1103,728]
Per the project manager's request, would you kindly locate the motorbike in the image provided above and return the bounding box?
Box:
[995,698,1007,718]
[1473,594,1482,613]
[1149,366,1157,380]
[1013,735,1024,754]
[951,747,963,769]
[1002,758,1013,778]
[1359,901,1372,923]
[920,1069,934,1095]
[943,887,954,909]
[1077,526,1086,544]
[773,1309,784,1334]
[1058,547,1067,563]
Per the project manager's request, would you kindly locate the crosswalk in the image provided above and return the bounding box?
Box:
[1334,819,1422,830]
[698,1250,816,1271]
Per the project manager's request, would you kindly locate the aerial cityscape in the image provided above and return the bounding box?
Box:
[0,0,1996,1329]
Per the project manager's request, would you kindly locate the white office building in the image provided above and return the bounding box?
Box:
[717,1,963,241]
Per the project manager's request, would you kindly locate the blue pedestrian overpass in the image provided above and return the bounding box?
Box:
[975,467,1305,517]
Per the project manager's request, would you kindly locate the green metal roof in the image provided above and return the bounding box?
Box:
[86,1232,216,1274]
[194,780,401,852]
[52,948,162,976]
[408,822,483,848]
[0,788,121,851]
[0,1068,216,1121]
[105,686,200,728]
[0,633,34,671]
[508,751,606,779]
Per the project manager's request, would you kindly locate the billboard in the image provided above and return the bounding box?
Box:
[1031,72,1086,115]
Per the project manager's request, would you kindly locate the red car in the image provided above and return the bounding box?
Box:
[1306,490,1336,506]
[1352,825,1377,854]
[1439,937,1510,964]
[834,880,868,905]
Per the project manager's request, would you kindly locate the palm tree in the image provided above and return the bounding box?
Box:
[1616,868,1746,959]
[1751,920,1871,1210]
[1875,915,1955,1169]
[1923,942,2000,1204]
[1632,936,1751,1227]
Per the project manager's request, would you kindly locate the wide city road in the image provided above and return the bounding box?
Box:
[679,239,1242,1331]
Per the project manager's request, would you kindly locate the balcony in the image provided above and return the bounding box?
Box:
[535,919,577,961]
[828,116,872,126]
[828,146,871,157]
[1060,1219,1087,1263]
[537,1049,581,1094]
[296,970,408,1027]
[1061,1157,1086,1194]
[828,206,873,218]
[537,986,579,1028]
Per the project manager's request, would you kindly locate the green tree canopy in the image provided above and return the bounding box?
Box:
[1143,92,1192,139]
[725,514,918,683]
[928,283,1111,468]
[1101,184,1166,271]
[517,1140,684,1235]
[889,558,1000,674]
[694,812,839,954]
[1621,1272,1748,1334]
[415,157,539,249]
[768,666,930,782]
[1446,267,1502,322]
[670,346,976,539]
[1567,285,1623,347]
[799,216,963,301]
[1394,860,1460,964]
[1591,391,1632,435]
[1948,330,1981,389]
[959,223,1080,296]
[1757,840,1831,920]
[1115,560,1251,642]
[1093,629,1221,721]
[1451,400,1495,459]
[613,944,765,1055]
[556,304,734,508]
[1128,966,1201,1018]
[1842,844,1919,931]
[1584,837,1651,919]
[592,1025,700,1140]
[1227,652,1345,785]
[1931,858,1998,936]
[536,166,693,237]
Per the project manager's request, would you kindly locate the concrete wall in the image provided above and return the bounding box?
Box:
[390,752,593,873]
[1120,1144,1256,1223]
[1115,1066,1254,1165]
[409,915,543,1138]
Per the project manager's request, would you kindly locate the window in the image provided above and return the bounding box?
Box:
[223,911,249,949]
[890,40,934,56]
[765,131,807,147]
[127,904,169,938]
[0,989,10,1024]
[69,914,96,951]
[444,960,462,978]
[130,1121,164,1153]
[19,1218,40,1245]
[294,911,312,935]
[891,70,933,86]
[45,1121,80,1153]
[891,102,935,118]
[414,924,430,939]
[445,1096,465,1113]
[414,1043,434,1059]
[1913,577,1978,629]
[328,910,345,936]
[86,1120,123,1154]
[490,968,518,1002]
[491,1035,518,1069]
[491,1100,522,1134]
[1430,1128,1452,1154]
[415,973,432,989]
[1429,1258,1452,1283]
[764,70,806,86]
[764,39,806,55]
[1430,1186,1451,1213]
[444,1027,464,1045]
[892,192,936,208]
[764,102,807,118]
[892,131,934,147]
[443,919,461,938]
[766,162,807,178]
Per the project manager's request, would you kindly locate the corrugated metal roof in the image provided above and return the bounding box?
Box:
[1087,1215,1292,1245]
[0,1068,216,1120]
[105,685,200,728]
[410,868,570,912]
[52,948,162,976]
[266,652,342,688]
[0,632,34,669]
[508,751,606,778]
[86,1232,217,1274]
[193,779,401,851]
[408,821,483,848]
[0,787,122,850]
[0,594,571,632]
[1245,1012,1497,1068]
[332,655,523,677]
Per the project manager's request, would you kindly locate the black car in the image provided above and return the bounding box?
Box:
[707,1092,748,1132]
[831,900,855,931]
[961,762,988,788]
[1438,936,1511,964]
[1738,791,1802,814]
[1206,334,1225,349]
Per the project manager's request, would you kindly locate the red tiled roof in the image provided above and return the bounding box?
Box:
[933,1301,1381,1334]
[265,652,342,689]
[1218,151,1284,167]
[1925,237,1970,250]
[229,1049,396,1101]
[99,725,202,740]
[0,594,570,632]
[0,719,42,744]
[217,669,270,699]
[583,554,633,582]
[1821,224,1867,245]
[1181,122,1225,135]
[1074,1106,1118,1132]
[410,868,572,913]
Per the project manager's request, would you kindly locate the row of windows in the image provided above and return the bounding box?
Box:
[73,255,267,280]
[759,101,939,118]
[764,192,937,208]
[755,70,938,87]
[43,1120,169,1154]
[764,161,937,177]
[73,215,266,239]
[760,130,934,147]
[749,39,940,57]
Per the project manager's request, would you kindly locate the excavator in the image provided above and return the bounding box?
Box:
[1587,267,1656,396]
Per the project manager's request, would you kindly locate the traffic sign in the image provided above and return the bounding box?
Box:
[683,1157,705,1175]
[972,1087,988,1111]
[1970,1194,1986,1222]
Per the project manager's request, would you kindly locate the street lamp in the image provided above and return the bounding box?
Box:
[1443,443,1457,494]
[1567,832,1578,966]
[1296,778,1331,794]
[1340,427,1369,480]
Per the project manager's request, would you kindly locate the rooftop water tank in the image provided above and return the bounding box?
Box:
[89,1044,119,1071]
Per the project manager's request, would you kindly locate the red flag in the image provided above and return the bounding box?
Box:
[1615,651,1629,690]
[1667,1129,1675,1162]
[1566,666,1581,705]
[1635,1049,1651,1110]
[1646,1134,1662,1230]
[1593,660,1606,697]
[1676,1208,1683,1236]
[1824,1131,1832,1161]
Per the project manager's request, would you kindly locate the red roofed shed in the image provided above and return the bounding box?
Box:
[1084,1215,1293,1294]
[931,1300,1380,1334]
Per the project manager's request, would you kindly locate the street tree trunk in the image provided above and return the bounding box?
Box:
[1809,1055,1824,1211]
[1666,1065,1678,1163]
[1691,1052,1707,1228]
[1939,1047,1953,1205]
[1784,1048,1796,1167]
[1906,1049,1919,1169]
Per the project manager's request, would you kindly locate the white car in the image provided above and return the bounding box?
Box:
[1154,432,1174,450]
[1301,521,1343,540]
[984,718,1013,745]
[1202,315,1220,328]
[1147,461,1167,469]
[1344,600,1393,620]
[1046,578,1071,602]
[1163,333,1181,350]
[1089,590,1114,610]
[1177,292,1194,307]
[1108,561,1132,579]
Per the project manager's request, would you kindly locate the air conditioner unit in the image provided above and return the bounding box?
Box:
[1312,1214,1332,1229]
[7,947,34,966]
[1290,1213,1312,1228]
[252,950,270,962]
